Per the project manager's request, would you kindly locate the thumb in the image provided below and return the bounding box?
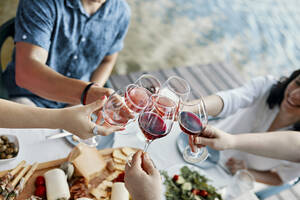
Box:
[142,152,156,175]
[86,96,107,113]
[194,136,215,147]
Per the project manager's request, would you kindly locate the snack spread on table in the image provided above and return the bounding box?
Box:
[0,136,19,160]
[0,144,137,200]
[162,166,222,200]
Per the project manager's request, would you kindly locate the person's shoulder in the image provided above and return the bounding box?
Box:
[250,75,277,86]
[19,0,60,13]
[111,0,131,15]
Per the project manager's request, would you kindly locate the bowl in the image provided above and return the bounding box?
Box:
[0,134,19,163]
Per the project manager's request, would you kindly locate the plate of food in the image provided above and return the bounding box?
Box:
[161,164,223,200]
[0,144,138,200]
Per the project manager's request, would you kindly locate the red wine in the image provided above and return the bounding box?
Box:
[139,112,167,140]
[125,86,151,113]
[179,111,203,135]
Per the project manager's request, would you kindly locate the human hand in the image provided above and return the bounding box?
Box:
[85,83,114,105]
[125,151,162,200]
[190,125,234,151]
[59,97,125,139]
[226,157,247,174]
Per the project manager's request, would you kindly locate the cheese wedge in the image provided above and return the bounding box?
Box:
[68,143,106,184]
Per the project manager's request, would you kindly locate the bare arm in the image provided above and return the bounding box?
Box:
[90,53,118,86]
[192,95,224,116]
[15,42,113,105]
[232,131,300,163]
[194,126,300,163]
[0,99,123,138]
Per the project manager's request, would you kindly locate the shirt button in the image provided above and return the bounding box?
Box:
[22,34,27,40]
[81,37,86,42]
[73,55,78,60]
[66,72,71,76]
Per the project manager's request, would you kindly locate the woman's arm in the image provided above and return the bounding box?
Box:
[193,125,300,163]
[0,98,123,139]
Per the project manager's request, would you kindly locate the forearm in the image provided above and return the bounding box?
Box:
[90,54,117,86]
[248,169,283,185]
[0,99,62,129]
[231,131,300,162]
[202,95,224,116]
[16,58,88,105]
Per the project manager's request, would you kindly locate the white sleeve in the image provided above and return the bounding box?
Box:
[272,161,300,183]
[216,75,277,118]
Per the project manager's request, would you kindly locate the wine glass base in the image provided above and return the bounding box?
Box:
[183,146,208,163]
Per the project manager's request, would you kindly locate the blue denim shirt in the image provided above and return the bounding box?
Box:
[2,0,130,108]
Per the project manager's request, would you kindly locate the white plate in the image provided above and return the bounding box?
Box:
[161,164,225,200]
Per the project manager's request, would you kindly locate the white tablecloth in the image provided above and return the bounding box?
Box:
[0,128,73,171]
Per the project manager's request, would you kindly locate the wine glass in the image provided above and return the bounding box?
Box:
[159,76,190,104]
[135,74,161,94]
[103,84,152,127]
[138,94,177,152]
[178,96,209,163]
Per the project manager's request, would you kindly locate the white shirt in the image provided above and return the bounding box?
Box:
[215,75,300,183]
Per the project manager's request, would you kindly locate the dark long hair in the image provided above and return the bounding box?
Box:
[266,69,300,131]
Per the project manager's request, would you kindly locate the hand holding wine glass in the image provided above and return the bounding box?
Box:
[178,96,209,163]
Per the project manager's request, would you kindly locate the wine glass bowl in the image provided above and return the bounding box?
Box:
[138,94,176,152]
[178,96,209,163]
[135,74,161,94]
[159,76,191,104]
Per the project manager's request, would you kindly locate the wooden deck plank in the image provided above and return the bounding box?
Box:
[175,66,209,97]
[109,74,132,90]
[198,64,229,91]
[187,65,219,94]
[219,62,244,85]
[210,63,241,89]
[146,69,167,85]
[128,70,145,83]
[160,68,198,100]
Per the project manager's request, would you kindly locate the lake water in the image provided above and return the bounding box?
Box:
[116,0,300,79]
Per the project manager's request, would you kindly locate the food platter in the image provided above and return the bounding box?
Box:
[0,145,137,200]
[161,164,224,200]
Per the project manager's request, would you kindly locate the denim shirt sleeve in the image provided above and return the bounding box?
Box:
[14,0,56,51]
[106,6,131,56]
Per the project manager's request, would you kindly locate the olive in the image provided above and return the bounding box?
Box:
[0,136,8,142]
[6,148,14,154]
[0,152,6,159]
[0,145,7,152]
[6,154,13,159]
[8,143,15,148]
[13,147,19,154]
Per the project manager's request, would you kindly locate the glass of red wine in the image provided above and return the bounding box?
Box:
[135,74,161,94]
[178,96,208,163]
[138,94,176,152]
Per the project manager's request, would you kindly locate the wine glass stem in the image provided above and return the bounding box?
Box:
[143,139,153,152]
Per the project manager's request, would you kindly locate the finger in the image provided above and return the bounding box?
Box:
[194,137,214,147]
[96,110,104,125]
[96,125,125,136]
[141,152,156,175]
[130,151,143,169]
[188,135,197,153]
[87,96,107,113]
